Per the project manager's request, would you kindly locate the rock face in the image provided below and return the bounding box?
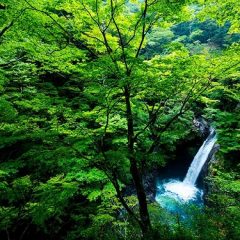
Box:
[202,143,220,204]
[199,142,220,181]
[143,170,159,203]
[124,169,158,203]
[193,116,210,137]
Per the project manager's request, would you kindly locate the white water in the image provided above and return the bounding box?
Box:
[156,128,217,204]
[183,128,217,185]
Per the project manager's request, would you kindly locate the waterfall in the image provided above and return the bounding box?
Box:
[183,128,217,185]
[156,128,217,203]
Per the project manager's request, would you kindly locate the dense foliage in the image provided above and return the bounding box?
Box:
[0,0,239,239]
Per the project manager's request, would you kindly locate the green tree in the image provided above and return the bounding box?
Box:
[0,0,239,239]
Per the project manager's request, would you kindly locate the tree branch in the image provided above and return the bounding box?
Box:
[23,0,97,58]
[146,79,209,154]
[134,98,169,141]
[110,0,130,75]
[0,8,28,39]
[135,0,148,59]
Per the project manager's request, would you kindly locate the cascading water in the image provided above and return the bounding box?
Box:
[156,128,217,207]
[183,128,217,185]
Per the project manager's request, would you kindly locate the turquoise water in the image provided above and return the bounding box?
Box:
[156,129,216,214]
[156,178,203,215]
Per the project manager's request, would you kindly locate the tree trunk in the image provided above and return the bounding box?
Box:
[124,85,151,236]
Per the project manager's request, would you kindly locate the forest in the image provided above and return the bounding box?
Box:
[0,0,239,239]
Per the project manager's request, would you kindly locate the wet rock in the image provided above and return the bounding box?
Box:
[124,170,158,203]
[202,143,220,204]
[193,116,210,137]
[143,170,158,203]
